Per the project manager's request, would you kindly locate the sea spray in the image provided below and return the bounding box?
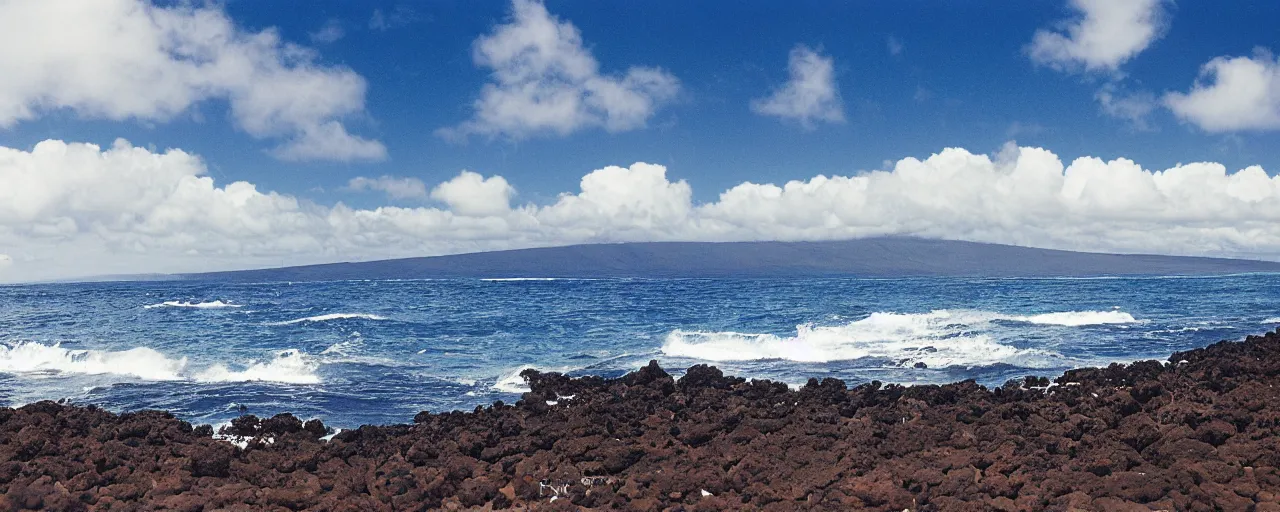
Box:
[660,309,1133,368]
[144,300,241,309]
[194,349,321,385]
[268,313,388,326]
[0,342,188,380]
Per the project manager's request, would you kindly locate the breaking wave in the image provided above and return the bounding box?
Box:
[0,342,320,385]
[492,367,536,393]
[144,300,241,309]
[0,342,187,380]
[1016,311,1137,326]
[268,313,388,325]
[660,309,1135,368]
[193,349,321,385]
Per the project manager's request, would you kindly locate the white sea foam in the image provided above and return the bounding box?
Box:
[1014,311,1138,326]
[194,349,321,384]
[320,339,360,356]
[1147,326,1213,335]
[660,309,1130,368]
[0,342,187,380]
[268,313,388,325]
[0,342,322,385]
[1264,317,1280,324]
[480,277,604,282]
[144,300,241,309]
[211,421,251,449]
[663,329,1058,368]
[493,366,536,393]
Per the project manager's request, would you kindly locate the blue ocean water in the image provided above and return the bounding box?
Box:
[1,275,1278,428]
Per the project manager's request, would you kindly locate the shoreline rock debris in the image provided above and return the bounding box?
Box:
[7,331,1280,510]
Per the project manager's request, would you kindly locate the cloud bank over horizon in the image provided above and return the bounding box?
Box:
[4,138,1280,282]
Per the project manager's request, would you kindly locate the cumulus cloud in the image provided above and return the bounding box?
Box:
[6,138,1280,282]
[347,176,429,200]
[750,45,844,128]
[430,172,515,217]
[437,0,680,141]
[1164,51,1280,132]
[1028,0,1167,72]
[0,0,384,162]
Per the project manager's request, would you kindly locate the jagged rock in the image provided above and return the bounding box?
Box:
[4,330,1280,509]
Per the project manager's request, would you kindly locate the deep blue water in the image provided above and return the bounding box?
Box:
[1,275,1278,428]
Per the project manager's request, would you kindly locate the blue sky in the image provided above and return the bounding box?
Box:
[7,0,1278,203]
[3,0,1280,280]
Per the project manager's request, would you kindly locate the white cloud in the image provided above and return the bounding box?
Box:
[7,138,1280,282]
[310,19,345,44]
[430,172,515,217]
[438,0,679,141]
[348,176,429,200]
[1096,85,1157,130]
[750,45,844,128]
[272,122,386,162]
[0,0,383,162]
[537,163,694,238]
[1028,0,1167,72]
[1164,51,1280,132]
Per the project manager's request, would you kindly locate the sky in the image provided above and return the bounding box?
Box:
[2,0,1280,281]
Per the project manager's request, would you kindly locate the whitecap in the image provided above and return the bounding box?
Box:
[193,349,321,384]
[0,342,187,380]
[492,366,536,393]
[1263,317,1280,324]
[660,309,1094,368]
[211,421,251,449]
[268,313,388,325]
[662,329,1059,368]
[144,300,241,309]
[1013,311,1138,326]
[320,339,361,356]
[480,277,604,282]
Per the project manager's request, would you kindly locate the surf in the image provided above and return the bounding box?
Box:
[660,309,1136,368]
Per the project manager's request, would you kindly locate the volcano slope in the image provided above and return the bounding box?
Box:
[7,332,1280,510]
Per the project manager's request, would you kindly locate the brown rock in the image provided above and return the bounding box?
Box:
[4,331,1280,509]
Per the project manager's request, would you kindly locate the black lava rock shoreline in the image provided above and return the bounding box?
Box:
[8,332,1280,510]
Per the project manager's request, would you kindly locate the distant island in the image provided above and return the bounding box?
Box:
[185,238,1280,281]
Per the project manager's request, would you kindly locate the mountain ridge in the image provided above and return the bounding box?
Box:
[182,238,1280,281]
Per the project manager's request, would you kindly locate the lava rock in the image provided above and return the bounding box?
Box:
[5,330,1280,510]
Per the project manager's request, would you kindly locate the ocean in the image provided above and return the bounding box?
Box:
[1,274,1277,428]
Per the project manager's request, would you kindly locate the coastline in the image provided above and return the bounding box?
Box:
[6,332,1280,510]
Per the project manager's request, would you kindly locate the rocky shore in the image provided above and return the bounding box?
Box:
[7,332,1280,510]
